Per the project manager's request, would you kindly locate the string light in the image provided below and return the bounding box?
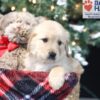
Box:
[62,14,68,21]
[83,28,88,32]
[72,41,76,46]
[32,0,37,4]
[75,3,80,9]
[22,7,27,12]
[29,0,32,2]
[50,5,55,11]
[11,6,16,11]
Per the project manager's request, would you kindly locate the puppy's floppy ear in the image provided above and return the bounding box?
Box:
[27,32,37,51]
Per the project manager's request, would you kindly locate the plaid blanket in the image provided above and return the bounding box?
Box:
[0,68,78,100]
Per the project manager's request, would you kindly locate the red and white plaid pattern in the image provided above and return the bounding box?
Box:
[0,68,78,100]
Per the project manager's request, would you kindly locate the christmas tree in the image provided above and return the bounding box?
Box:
[0,0,100,66]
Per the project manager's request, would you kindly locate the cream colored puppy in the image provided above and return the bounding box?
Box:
[24,20,84,90]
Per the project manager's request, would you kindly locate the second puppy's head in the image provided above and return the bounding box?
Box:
[28,20,69,64]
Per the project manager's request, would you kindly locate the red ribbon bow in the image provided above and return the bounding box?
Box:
[0,36,19,57]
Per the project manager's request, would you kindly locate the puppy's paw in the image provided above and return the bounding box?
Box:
[48,67,65,90]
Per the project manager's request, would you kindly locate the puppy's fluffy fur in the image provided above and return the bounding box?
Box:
[24,20,84,90]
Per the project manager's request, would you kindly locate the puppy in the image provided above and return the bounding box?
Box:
[24,20,84,90]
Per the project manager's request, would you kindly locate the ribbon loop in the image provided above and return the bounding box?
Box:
[0,36,19,57]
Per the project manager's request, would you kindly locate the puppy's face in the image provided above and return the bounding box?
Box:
[28,20,69,64]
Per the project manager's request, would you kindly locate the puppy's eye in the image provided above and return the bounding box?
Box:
[58,40,62,46]
[41,38,48,43]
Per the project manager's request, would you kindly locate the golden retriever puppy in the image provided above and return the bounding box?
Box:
[24,20,84,90]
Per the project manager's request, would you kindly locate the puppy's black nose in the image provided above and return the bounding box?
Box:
[48,52,56,60]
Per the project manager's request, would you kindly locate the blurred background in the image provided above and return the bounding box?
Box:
[0,0,100,99]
